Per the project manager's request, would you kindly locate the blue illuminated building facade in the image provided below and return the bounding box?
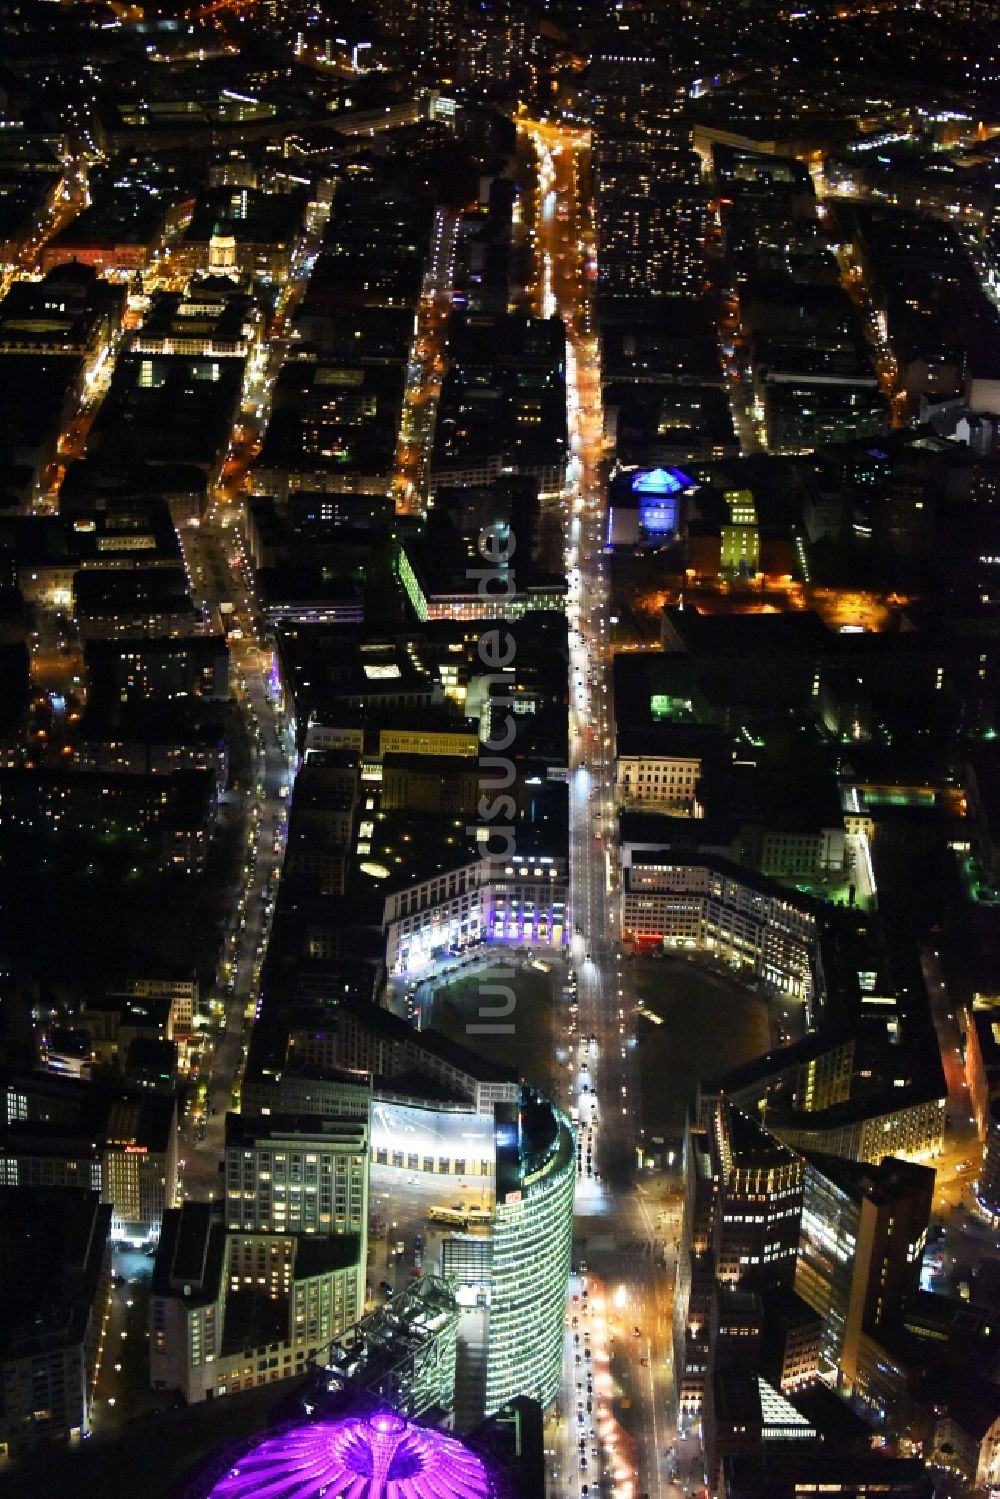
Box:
[607,465,695,547]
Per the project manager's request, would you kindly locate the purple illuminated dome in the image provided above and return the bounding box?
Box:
[207,1410,496,1499]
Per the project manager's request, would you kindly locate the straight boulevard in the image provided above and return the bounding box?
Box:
[522,120,684,1499]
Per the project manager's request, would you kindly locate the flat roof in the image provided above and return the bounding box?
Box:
[2,1069,176,1152]
[342,996,518,1085]
[703,1024,855,1097]
[0,1186,111,1357]
[722,1102,803,1171]
[662,605,834,656]
[224,1112,368,1149]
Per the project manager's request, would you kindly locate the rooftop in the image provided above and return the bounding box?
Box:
[2,1069,176,1154]
[0,1186,111,1359]
[702,1023,855,1099]
[803,1150,936,1208]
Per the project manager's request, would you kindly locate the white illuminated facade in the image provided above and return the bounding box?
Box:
[615,750,704,813]
[399,547,568,622]
[795,1166,857,1377]
[382,855,568,974]
[370,1100,496,1180]
[621,854,817,997]
[775,1093,946,1167]
[130,293,262,360]
[756,1376,817,1440]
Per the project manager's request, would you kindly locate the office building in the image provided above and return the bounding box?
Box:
[84,634,230,705]
[965,994,1000,1139]
[150,1202,363,1404]
[976,1098,1000,1220]
[701,1027,947,1172]
[720,489,760,578]
[224,1113,369,1239]
[674,1105,804,1427]
[0,767,218,875]
[704,1369,819,1488]
[0,261,123,364]
[699,1029,856,1126]
[398,542,566,623]
[614,724,712,814]
[430,314,568,497]
[483,1095,575,1416]
[795,1153,934,1389]
[251,358,405,502]
[722,1450,934,1497]
[759,1290,822,1393]
[0,1187,112,1456]
[711,1104,804,1292]
[620,852,819,999]
[1,1072,177,1243]
[771,1088,946,1168]
[277,996,519,1116]
[595,147,704,300]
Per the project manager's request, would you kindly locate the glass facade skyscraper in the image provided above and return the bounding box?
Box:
[483,1095,575,1415]
[795,1153,933,1389]
[795,1159,857,1376]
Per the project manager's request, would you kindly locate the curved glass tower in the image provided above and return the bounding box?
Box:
[484,1093,576,1414]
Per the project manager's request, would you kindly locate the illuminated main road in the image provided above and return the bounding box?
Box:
[170,201,331,1198]
[394,207,459,516]
[522,120,676,1499]
[175,517,295,1203]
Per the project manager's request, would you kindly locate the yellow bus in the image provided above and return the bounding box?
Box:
[428,1206,468,1228]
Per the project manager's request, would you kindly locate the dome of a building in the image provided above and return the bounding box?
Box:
[205,1410,500,1499]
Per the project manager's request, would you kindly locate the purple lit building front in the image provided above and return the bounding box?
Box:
[382,852,568,975]
[205,1410,505,1499]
